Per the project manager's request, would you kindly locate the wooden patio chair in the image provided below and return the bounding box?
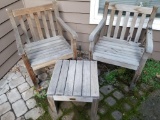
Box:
[89,2,158,89]
[7,2,77,86]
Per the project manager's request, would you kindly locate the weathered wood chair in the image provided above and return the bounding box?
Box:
[89,2,158,89]
[7,2,77,86]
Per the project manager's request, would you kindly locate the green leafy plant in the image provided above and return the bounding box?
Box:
[34,89,47,99]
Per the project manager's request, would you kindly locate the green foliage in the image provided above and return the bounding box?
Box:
[34,89,47,99]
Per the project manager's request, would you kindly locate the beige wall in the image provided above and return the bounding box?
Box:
[0,0,25,79]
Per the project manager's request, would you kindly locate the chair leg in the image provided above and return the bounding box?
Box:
[21,54,38,87]
[91,99,99,120]
[47,96,58,114]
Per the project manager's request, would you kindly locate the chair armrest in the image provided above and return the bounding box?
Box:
[56,16,78,39]
[89,18,106,42]
[146,28,153,54]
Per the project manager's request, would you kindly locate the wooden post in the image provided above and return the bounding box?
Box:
[91,99,99,120]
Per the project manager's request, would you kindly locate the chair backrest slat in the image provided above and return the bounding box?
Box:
[134,14,146,42]
[120,11,130,40]
[33,12,44,40]
[127,12,138,41]
[47,10,56,36]
[107,9,115,37]
[41,11,50,38]
[113,11,122,38]
[18,15,30,43]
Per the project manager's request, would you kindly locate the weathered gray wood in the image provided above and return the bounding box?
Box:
[146,29,153,53]
[64,60,76,96]
[82,61,91,96]
[73,60,83,96]
[107,9,115,37]
[56,60,70,95]
[91,61,99,97]
[47,96,57,114]
[47,10,56,36]
[47,60,62,95]
[91,99,99,120]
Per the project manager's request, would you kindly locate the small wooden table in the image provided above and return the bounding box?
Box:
[47,60,99,120]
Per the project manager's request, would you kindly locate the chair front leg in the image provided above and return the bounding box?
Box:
[71,38,77,59]
[89,41,94,60]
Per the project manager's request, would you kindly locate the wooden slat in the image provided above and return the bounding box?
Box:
[56,60,70,95]
[33,13,44,40]
[64,60,76,96]
[91,61,99,97]
[113,11,122,38]
[47,10,56,36]
[47,60,62,95]
[127,12,138,41]
[82,61,91,97]
[120,12,130,40]
[26,14,38,41]
[134,14,146,42]
[41,11,50,38]
[18,15,30,43]
[73,60,83,96]
[107,9,115,37]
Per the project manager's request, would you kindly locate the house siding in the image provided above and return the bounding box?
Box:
[0,0,24,79]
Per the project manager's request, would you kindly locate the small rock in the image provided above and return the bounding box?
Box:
[25,107,44,120]
[21,87,34,101]
[60,102,73,110]
[100,93,104,101]
[0,102,11,116]
[112,111,122,120]
[124,86,129,92]
[26,98,37,109]
[26,77,34,87]
[138,91,144,96]
[61,111,74,120]
[0,84,9,95]
[0,94,7,105]
[100,85,114,95]
[72,102,86,107]
[113,91,124,100]
[105,97,116,106]
[1,111,15,120]
[40,81,49,89]
[98,106,107,115]
[140,83,150,91]
[7,88,21,103]
[38,73,48,81]
[124,103,131,111]
[18,82,30,93]
[12,99,28,117]
[9,76,25,89]
[0,79,8,89]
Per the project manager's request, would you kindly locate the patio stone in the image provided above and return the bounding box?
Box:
[100,85,114,95]
[21,87,34,101]
[16,116,25,120]
[0,78,8,89]
[12,99,28,117]
[124,103,131,111]
[0,84,9,95]
[60,102,73,110]
[124,85,129,92]
[98,106,107,115]
[112,111,122,120]
[0,102,11,116]
[9,76,25,89]
[25,107,44,120]
[105,97,116,106]
[113,91,124,100]
[26,98,37,109]
[4,72,15,81]
[7,88,21,103]
[26,77,34,87]
[61,111,74,120]
[18,82,30,93]
[12,72,22,80]
[40,81,49,89]
[1,111,15,120]
[100,93,104,101]
[38,73,48,81]
[0,94,7,104]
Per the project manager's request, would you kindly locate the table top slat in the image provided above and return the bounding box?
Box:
[47,60,62,95]
[64,60,77,96]
[55,60,70,95]
[82,61,91,97]
[73,60,83,96]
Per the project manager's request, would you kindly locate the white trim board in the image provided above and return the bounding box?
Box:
[90,0,160,30]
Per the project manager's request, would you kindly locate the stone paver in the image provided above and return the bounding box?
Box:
[124,103,131,111]
[16,116,25,120]
[12,99,28,117]
[9,76,25,89]
[26,98,37,109]
[1,111,15,120]
[21,87,34,101]
[4,73,15,81]
[100,85,114,95]
[112,111,122,120]
[0,79,8,89]
[26,77,34,87]
[0,102,11,116]
[61,111,74,120]
[38,73,48,81]
[0,84,9,95]
[25,107,44,120]
[0,94,7,105]
[100,93,104,101]
[18,82,30,93]
[105,97,116,106]
[7,88,21,103]
[98,107,107,115]
[40,81,49,89]
[12,72,22,80]
[113,91,124,100]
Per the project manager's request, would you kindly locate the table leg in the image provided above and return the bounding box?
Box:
[91,99,99,120]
